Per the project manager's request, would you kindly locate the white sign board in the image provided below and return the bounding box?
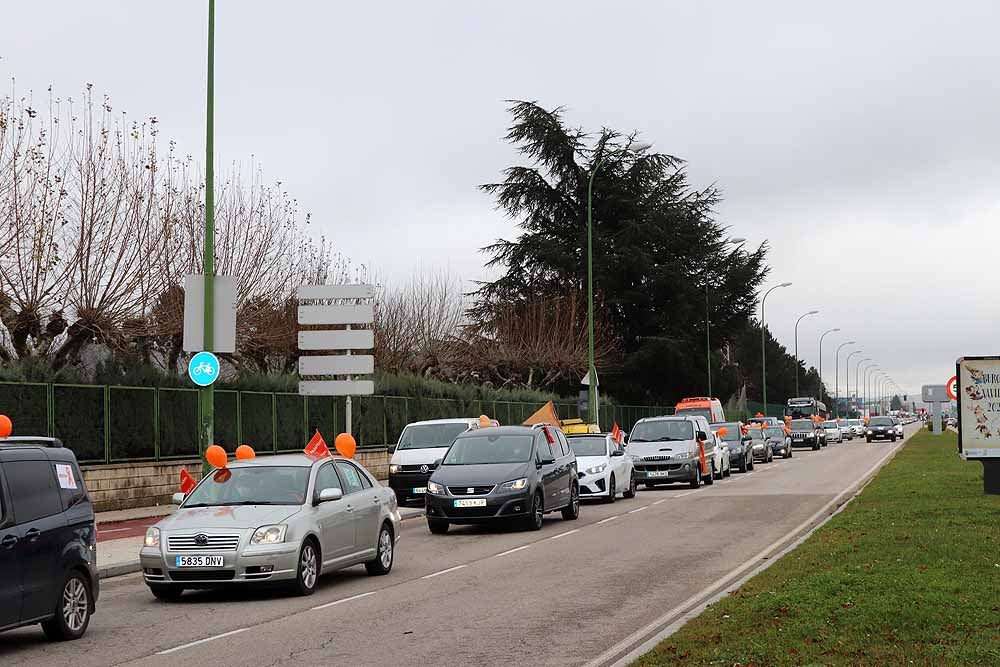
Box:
[298,330,374,351]
[299,355,375,376]
[297,304,374,326]
[297,284,375,300]
[183,275,237,353]
[957,356,1000,459]
[298,380,375,396]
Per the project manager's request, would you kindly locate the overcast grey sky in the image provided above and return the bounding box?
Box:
[2,0,996,398]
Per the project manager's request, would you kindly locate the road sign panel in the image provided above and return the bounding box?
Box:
[298,355,375,376]
[298,330,374,351]
[183,275,237,353]
[188,351,220,387]
[296,284,375,300]
[298,380,375,396]
[947,375,958,401]
[921,385,949,403]
[297,304,374,326]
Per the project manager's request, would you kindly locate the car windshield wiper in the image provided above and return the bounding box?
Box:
[652,437,682,442]
[628,438,649,442]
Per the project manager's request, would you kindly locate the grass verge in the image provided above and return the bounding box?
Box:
[633,429,1000,666]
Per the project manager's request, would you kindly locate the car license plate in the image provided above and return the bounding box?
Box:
[454,498,487,507]
[648,471,670,478]
[174,555,224,568]
[412,487,426,494]
[793,438,803,442]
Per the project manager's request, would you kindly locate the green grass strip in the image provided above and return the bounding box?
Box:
[633,429,1000,666]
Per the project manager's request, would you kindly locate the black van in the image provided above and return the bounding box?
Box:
[0,437,99,640]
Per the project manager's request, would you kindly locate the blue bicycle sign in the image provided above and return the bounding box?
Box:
[188,351,220,387]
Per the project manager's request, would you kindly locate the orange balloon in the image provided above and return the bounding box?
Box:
[334,432,356,459]
[0,414,11,439]
[205,444,228,468]
[235,444,256,460]
[478,415,491,428]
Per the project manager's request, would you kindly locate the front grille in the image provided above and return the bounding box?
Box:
[169,570,236,582]
[167,534,241,552]
[447,485,495,496]
[639,455,674,462]
[791,432,812,438]
[398,464,437,473]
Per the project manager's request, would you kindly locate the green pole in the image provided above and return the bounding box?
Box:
[200,0,216,475]
[586,161,601,429]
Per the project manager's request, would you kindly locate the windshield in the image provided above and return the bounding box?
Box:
[569,437,608,457]
[848,420,861,426]
[184,466,310,507]
[765,426,785,438]
[715,423,742,442]
[398,423,470,450]
[822,421,838,429]
[869,417,893,426]
[790,420,814,430]
[443,434,533,465]
[675,407,712,422]
[630,420,695,443]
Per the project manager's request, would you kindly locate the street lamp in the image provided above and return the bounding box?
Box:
[706,237,745,396]
[845,349,863,416]
[857,359,873,417]
[834,341,856,417]
[818,328,841,405]
[864,365,879,417]
[761,282,792,416]
[793,310,819,396]
[587,138,652,426]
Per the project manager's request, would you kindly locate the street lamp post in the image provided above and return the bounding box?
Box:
[586,139,651,426]
[794,310,819,396]
[845,350,862,416]
[834,341,856,417]
[706,238,745,396]
[864,365,879,417]
[857,359,873,417]
[818,328,841,405]
[760,282,792,416]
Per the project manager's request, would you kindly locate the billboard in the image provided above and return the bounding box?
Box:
[956,356,1000,459]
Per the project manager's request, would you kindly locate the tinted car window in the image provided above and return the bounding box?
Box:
[444,435,534,465]
[54,461,86,510]
[535,433,553,462]
[397,423,470,450]
[335,461,365,495]
[554,431,569,457]
[630,420,694,442]
[790,420,814,430]
[6,460,64,524]
[569,437,608,457]
[315,463,342,495]
[354,464,373,489]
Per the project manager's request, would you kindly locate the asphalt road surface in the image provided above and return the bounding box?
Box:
[1,427,914,667]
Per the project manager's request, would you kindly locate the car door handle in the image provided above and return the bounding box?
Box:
[372,498,380,505]
[24,528,40,542]
[345,505,353,513]
[0,534,17,549]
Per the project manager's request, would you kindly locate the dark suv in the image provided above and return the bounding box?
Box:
[424,424,579,533]
[1,437,99,640]
[789,419,825,450]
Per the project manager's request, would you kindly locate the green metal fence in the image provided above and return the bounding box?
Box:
[0,381,673,465]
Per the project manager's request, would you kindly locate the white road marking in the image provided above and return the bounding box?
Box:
[597,516,619,524]
[628,506,648,514]
[422,564,468,579]
[495,544,532,557]
[550,529,579,540]
[311,591,376,611]
[652,499,668,505]
[673,490,696,498]
[156,628,249,655]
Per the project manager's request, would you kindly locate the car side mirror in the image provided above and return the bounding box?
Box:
[696,431,707,441]
[537,456,555,467]
[611,449,625,457]
[316,487,344,504]
[171,492,186,505]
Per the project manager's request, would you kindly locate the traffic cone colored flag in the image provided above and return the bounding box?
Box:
[179,469,196,495]
[304,430,331,458]
[611,422,622,443]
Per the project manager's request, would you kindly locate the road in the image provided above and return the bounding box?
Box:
[0,428,913,666]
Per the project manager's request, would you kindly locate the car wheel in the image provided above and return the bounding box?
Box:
[427,518,449,534]
[891,435,897,442]
[524,492,544,530]
[866,437,872,443]
[562,484,580,520]
[689,466,701,489]
[291,539,320,596]
[723,461,731,478]
[748,456,755,471]
[365,523,395,575]
[785,447,793,459]
[623,472,637,498]
[605,475,616,503]
[738,454,748,473]
[148,584,184,602]
[703,464,715,485]
[41,571,92,641]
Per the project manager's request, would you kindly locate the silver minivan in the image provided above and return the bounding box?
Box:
[140,454,401,600]
[627,415,718,489]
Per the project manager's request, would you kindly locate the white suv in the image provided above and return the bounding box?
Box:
[567,433,636,502]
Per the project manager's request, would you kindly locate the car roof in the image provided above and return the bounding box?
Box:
[456,425,547,437]
[0,436,80,463]
[405,418,478,427]
[566,432,612,438]
[225,453,352,469]
[636,415,697,422]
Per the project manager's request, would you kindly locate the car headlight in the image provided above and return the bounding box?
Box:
[671,451,694,460]
[867,430,873,435]
[250,525,287,545]
[389,464,401,474]
[499,478,528,491]
[144,526,160,548]
[427,480,446,495]
[584,464,607,476]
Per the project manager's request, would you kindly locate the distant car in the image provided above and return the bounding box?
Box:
[789,419,824,450]
[710,432,732,478]
[746,417,781,429]
[425,424,579,533]
[568,433,636,503]
[628,415,717,488]
[892,418,904,440]
[837,421,854,441]
[747,427,774,463]
[0,437,99,640]
[715,422,753,472]
[847,419,865,438]
[388,418,479,506]
[763,425,793,459]
[674,396,727,424]
[865,416,897,442]
[141,454,401,599]
[822,421,843,444]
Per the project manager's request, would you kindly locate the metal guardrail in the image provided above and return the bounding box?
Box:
[0,381,673,465]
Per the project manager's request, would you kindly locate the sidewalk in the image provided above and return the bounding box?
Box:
[96,499,425,580]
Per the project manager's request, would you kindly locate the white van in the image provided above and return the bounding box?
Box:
[388,419,479,505]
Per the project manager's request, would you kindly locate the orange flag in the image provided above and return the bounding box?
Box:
[611,423,622,443]
[179,469,196,495]
[304,430,331,458]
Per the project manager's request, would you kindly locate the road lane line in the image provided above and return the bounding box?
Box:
[628,506,648,514]
[495,544,532,557]
[597,516,619,524]
[652,499,667,505]
[157,628,249,655]
[549,529,579,540]
[311,591,376,611]
[673,490,696,498]
[422,564,468,579]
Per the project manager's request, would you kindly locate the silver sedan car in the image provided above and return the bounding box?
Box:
[140,454,401,600]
